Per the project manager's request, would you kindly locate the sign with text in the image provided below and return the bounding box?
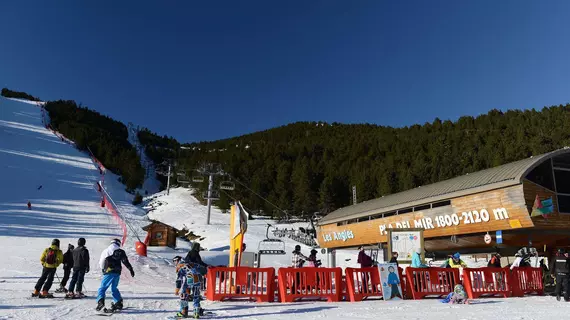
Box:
[379,207,511,235]
[321,229,354,243]
[387,228,424,264]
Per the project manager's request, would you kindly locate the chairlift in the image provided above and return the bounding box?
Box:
[177,176,190,184]
[177,170,187,177]
[220,181,235,191]
[257,224,286,255]
[202,190,220,200]
[192,176,204,183]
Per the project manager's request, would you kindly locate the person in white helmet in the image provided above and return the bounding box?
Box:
[95,239,134,313]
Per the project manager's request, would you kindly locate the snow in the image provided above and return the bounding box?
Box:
[126,123,161,195]
[1,97,568,319]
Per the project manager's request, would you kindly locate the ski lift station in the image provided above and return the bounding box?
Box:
[316,148,570,266]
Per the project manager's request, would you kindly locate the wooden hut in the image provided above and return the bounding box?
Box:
[142,221,178,248]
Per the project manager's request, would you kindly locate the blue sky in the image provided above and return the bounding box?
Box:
[1,1,570,142]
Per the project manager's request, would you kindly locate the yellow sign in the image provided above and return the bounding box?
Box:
[509,219,522,229]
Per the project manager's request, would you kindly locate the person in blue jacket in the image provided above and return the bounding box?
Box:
[411,248,428,268]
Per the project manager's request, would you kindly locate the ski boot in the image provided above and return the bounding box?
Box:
[55,286,67,293]
[193,307,202,319]
[75,292,86,299]
[96,298,105,311]
[31,289,40,297]
[108,299,123,312]
[557,294,561,301]
[39,291,54,299]
[65,292,75,299]
[176,307,189,318]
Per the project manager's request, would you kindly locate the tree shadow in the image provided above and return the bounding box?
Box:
[216,306,337,319]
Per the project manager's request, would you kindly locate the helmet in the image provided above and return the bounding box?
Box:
[452,253,461,260]
[51,239,60,247]
[111,239,121,246]
[415,248,422,254]
[310,249,318,255]
[68,244,75,250]
[78,238,86,246]
[294,245,301,251]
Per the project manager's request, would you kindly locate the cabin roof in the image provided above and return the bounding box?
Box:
[142,220,179,232]
[319,148,570,225]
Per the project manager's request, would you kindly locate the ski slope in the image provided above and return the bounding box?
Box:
[1,97,568,319]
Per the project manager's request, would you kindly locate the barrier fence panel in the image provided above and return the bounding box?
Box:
[462,267,511,299]
[511,267,544,297]
[398,267,411,299]
[278,267,342,302]
[345,267,382,302]
[405,267,460,300]
[206,267,275,302]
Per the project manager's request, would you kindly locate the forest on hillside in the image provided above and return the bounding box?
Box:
[175,104,570,217]
[44,100,145,191]
[1,87,41,102]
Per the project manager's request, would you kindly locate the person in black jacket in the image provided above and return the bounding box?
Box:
[487,253,502,268]
[550,248,570,301]
[96,239,134,312]
[56,244,75,293]
[389,252,399,268]
[66,238,90,298]
[185,242,208,267]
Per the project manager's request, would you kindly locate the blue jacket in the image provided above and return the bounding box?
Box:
[387,272,400,285]
[411,252,428,268]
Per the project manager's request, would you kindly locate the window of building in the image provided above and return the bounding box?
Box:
[527,160,555,190]
[557,195,570,214]
[154,231,163,239]
[432,200,451,208]
[398,208,413,214]
[553,153,570,169]
[414,204,431,211]
[555,170,570,194]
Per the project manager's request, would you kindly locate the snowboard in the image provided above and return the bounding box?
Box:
[165,311,214,319]
[95,307,130,316]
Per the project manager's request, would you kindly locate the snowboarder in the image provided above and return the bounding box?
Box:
[32,239,64,298]
[56,244,75,293]
[185,242,208,267]
[96,239,134,312]
[550,248,570,301]
[173,256,207,318]
[27,201,32,210]
[67,237,90,299]
[448,252,467,268]
[441,284,470,304]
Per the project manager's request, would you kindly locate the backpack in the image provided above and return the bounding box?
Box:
[46,248,57,265]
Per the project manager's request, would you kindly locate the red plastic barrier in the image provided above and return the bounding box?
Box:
[135,241,147,257]
[278,267,342,302]
[511,267,544,297]
[206,267,275,302]
[102,193,127,246]
[345,267,382,301]
[399,267,411,299]
[405,267,460,300]
[462,267,511,299]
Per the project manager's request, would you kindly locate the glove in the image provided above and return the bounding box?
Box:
[86,267,90,274]
[175,288,180,295]
[130,269,135,277]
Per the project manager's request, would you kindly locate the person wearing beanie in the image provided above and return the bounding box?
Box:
[96,238,134,312]
[32,239,63,298]
[56,244,75,293]
[66,238,90,299]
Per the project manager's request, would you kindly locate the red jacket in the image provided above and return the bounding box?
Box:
[357,251,373,268]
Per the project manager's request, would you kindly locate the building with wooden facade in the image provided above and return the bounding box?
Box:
[142,221,179,248]
[317,148,570,257]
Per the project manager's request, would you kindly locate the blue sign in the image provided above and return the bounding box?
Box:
[496,230,503,244]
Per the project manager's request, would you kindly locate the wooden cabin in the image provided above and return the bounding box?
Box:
[317,148,570,258]
[142,221,178,248]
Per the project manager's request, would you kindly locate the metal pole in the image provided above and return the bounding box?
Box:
[206,173,213,225]
[166,164,171,195]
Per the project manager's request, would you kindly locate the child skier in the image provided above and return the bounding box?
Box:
[96,239,134,312]
[441,284,470,304]
[173,256,207,318]
[32,239,64,298]
[56,244,75,293]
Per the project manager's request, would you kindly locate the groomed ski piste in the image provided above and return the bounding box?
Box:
[1,97,569,319]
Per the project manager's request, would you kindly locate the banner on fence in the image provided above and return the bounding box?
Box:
[379,263,403,300]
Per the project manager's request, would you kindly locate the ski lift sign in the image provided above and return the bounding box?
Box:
[386,228,424,264]
[484,233,492,244]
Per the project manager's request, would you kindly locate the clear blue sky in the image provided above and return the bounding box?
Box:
[1,1,570,142]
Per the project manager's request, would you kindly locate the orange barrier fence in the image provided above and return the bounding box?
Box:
[405,267,460,300]
[102,193,128,246]
[345,267,382,302]
[511,267,544,297]
[206,267,275,302]
[278,267,342,302]
[462,267,511,299]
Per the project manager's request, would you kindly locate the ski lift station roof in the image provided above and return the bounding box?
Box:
[319,148,570,226]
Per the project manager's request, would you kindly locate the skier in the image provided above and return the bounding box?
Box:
[96,239,135,312]
[550,248,570,301]
[32,239,64,298]
[27,201,32,210]
[56,244,75,293]
[306,249,321,267]
[441,284,470,304]
[67,237,90,299]
[291,245,308,293]
[173,256,208,318]
[448,253,467,268]
[357,246,373,268]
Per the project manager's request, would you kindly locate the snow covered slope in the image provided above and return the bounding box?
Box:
[0,97,566,320]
